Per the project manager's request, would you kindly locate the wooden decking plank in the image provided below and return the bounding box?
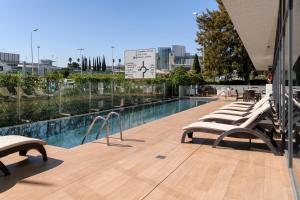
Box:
[0,100,293,200]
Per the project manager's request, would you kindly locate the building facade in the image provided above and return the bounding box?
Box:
[0,52,20,73]
[0,52,20,66]
[172,45,186,65]
[17,59,60,75]
[157,47,171,70]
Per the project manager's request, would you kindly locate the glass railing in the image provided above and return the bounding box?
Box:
[0,80,172,128]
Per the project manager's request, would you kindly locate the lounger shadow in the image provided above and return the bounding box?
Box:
[0,156,63,193]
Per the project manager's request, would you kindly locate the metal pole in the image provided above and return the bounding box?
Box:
[31,29,38,74]
[37,46,40,75]
[31,32,33,74]
[112,46,115,73]
[30,31,33,74]
[282,32,286,153]
[288,0,293,168]
[278,48,282,128]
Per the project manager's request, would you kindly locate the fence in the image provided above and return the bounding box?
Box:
[0,80,172,128]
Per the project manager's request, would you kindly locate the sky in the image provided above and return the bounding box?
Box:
[0,0,218,67]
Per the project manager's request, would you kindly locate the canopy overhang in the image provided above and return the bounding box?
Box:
[222,0,279,71]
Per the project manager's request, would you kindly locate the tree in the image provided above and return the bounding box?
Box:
[81,56,85,71]
[97,57,100,71]
[98,56,102,71]
[85,57,88,71]
[69,62,79,69]
[92,58,95,71]
[195,0,254,81]
[102,56,106,71]
[171,66,189,86]
[188,70,203,85]
[68,57,72,64]
[192,54,201,74]
[88,57,91,71]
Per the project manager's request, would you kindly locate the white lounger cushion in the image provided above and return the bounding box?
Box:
[232,102,254,105]
[212,109,248,116]
[199,114,243,122]
[201,103,270,122]
[183,122,238,132]
[218,106,250,111]
[219,95,269,111]
[221,104,252,109]
[0,135,46,152]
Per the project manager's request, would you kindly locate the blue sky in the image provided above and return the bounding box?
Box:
[0,0,218,67]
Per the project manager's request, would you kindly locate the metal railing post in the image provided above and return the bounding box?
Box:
[288,0,293,168]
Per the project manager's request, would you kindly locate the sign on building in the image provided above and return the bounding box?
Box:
[124,48,156,79]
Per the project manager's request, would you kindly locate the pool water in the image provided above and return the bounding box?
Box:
[45,99,206,148]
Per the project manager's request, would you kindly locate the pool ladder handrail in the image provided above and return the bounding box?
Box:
[81,111,123,146]
[81,116,108,145]
[100,111,123,143]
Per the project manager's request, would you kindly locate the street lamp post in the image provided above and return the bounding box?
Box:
[111,46,115,73]
[37,46,40,75]
[77,48,84,74]
[31,29,38,74]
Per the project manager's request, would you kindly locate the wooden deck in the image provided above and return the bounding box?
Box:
[0,100,293,200]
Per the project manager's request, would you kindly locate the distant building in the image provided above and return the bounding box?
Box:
[0,60,12,73]
[0,52,20,66]
[172,45,186,65]
[17,59,60,75]
[0,52,20,73]
[157,47,171,71]
[156,45,197,71]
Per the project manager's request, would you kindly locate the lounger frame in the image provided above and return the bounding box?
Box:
[0,143,47,176]
[181,109,281,155]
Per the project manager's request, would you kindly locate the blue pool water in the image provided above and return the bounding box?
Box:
[43,99,206,148]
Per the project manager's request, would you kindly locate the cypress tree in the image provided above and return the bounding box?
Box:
[192,54,201,74]
[99,56,102,71]
[81,56,85,71]
[102,56,106,71]
[85,57,88,71]
[88,57,91,71]
[96,57,99,71]
[92,58,95,71]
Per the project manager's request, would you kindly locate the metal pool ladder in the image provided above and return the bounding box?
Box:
[81,111,123,146]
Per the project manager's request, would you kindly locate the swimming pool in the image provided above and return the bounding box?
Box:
[0,99,207,148]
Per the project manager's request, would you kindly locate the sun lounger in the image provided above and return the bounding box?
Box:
[200,103,272,123]
[213,98,270,116]
[0,135,47,176]
[218,95,270,111]
[0,87,16,99]
[231,101,255,105]
[181,104,280,155]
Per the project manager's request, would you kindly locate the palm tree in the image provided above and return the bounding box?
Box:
[68,57,72,64]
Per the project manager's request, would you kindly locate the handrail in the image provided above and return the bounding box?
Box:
[82,111,123,146]
[101,112,123,144]
[81,116,107,144]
